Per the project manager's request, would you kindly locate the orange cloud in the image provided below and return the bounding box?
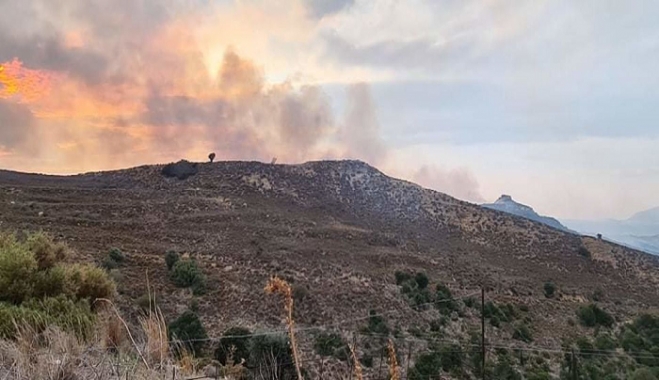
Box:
[0,59,54,103]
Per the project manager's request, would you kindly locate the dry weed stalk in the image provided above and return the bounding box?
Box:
[139,279,169,368]
[265,276,304,380]
[349,341,363,380]
[387,339,400,380]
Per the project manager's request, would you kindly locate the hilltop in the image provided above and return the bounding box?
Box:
[1,160,659,378]
[482,195,572,233]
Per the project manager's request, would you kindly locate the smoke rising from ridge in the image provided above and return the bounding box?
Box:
[0,0,484,202]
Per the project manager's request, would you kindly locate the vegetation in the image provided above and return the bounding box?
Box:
[313,331,349,361]
[165,250,180,271]
[168,309,208,356]
[543,281,556,298]
[214,327,252,365]
[577,303,614,328]
[102,247,125,269]
[578,246,592,258]
[170,259,206,294]
[0,232,114,339]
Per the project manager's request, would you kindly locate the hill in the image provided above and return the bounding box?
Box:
[565,206,659,255]
[2,160,659,378]
[482,195,572,232]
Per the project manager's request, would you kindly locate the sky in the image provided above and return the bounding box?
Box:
[0,0,658,220]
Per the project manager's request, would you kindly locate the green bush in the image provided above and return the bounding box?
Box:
[435,283,458,315]
[409,345,464,380]
[414,272,429,290]
[314,331,349,361]
[165,250,179,271]
[365,310,389,336]
[27,232,68,270]
[543,282,556,298]
[395,271,413,285]
[0,296,95,339]
[409,351,442,380]
[171,259,205,289]
[32,265,69,298]
[591,288,604,302]
[360,353,373,368]
[0,236,37,304]
[168,310,208,356]
[214,327,252,365]
[464,297,477,308]
[0,232,114,340]
[630,368,658,380]
[577,304,614,328]
[108,248,125,263]
[512,323,533,343]
[66,264,116,306]
[249,334,295,379]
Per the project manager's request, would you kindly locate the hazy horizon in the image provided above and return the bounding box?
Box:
[1,0,658,220]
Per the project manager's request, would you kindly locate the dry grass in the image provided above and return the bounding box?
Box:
[265,276,304,380]
[387,339,400,380]
[349,340,363,380]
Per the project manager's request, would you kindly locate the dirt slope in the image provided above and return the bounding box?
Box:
[1,160,658,345]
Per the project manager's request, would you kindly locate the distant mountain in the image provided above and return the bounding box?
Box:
[482,195,572,232]
[564,207,659,255]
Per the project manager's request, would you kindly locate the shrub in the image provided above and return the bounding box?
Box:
[214,327,252,365]
[414,272,429,290]
[360,353,374,368]
[0,296,95,339]
[409,352,442,380]
[168,310,208,356]
[512,323,533,343]
[365,310,389,336]
[314,332,348,361]
[109,247,125,263]
[249,334,295,379]
[0,237,37,304]
[65,264,116,306]
[594,333,617,351]
[630,368,658,380]
[591,288,604,302]
[576,304,614,328]
[27,232,68,270]
[464,297,477,308]
[543,282,556,298]
[171,259,205,289]
[161,160,199,180]
[165,250,179,271]
[292,284,308,303]
[409,344,466,380]
[490,316,501,328]
[435,284,458,315]
[32,265,69,298]
[394,271,413,285]
[578,246,591,258]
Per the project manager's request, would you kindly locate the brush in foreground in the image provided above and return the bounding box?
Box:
[265,276,304,380]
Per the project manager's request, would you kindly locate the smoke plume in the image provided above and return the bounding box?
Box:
[0,0,483,202]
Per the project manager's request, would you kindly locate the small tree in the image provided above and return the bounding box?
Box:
[414,272,429,290]
[576,304,614,328]
[165,251,179,271]
[208,152,216,163]
[170,259,205,289]
[168,310,208,356]
[543,282,556,298]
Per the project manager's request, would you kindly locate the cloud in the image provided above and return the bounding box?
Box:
[0,100,36,149]
[304,0,355,18]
